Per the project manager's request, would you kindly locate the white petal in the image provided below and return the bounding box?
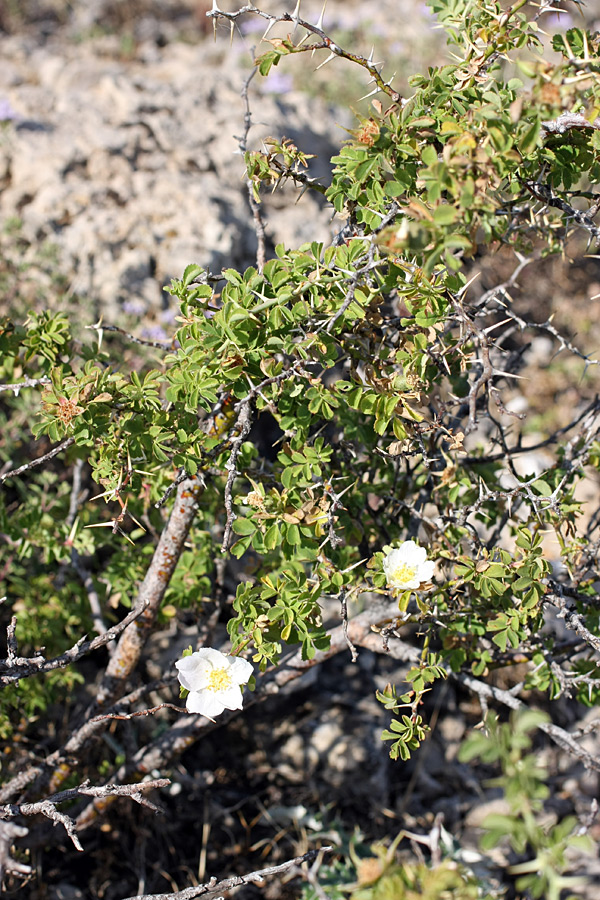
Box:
[175,658,198,692]
[217,684,245,710]
[383,548,401,571]
[226,656,254,684]
[401,575,421,589]
[195,647,229,666]
[398,541,422,563]
[418,560,435,581]
[175,654,213,691]
[186,689,225,717]
[412,546,428,565]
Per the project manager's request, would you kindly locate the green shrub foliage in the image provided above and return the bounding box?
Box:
[1,0,600,894]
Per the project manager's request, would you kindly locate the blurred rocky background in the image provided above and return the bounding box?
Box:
[0,0,439,330]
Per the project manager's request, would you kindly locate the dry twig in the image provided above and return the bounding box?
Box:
[120,846,332,900]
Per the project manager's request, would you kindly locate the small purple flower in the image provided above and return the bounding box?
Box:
[330,9,371,30]
[240,16,268,35]
[370,22,389,38]
[0,98,19,122]
[160,307,178,324]
[543,12,573,31]
[122,298,147,315]
[264,71,293,95]
[141,325,169,342]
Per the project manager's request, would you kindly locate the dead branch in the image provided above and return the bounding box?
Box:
[0,593,149,686]
[120,846,333,900]
[0,821,31,881]
[0,678,177,804]
[0,779,170,855]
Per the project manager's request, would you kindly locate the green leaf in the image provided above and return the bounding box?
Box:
[520,117,541,155]
[433,205,459,226]
[264,522,280,550]
[182,264,204,287]
[384,180,405,198]
[285,523,301,546]
[232,517,257,536]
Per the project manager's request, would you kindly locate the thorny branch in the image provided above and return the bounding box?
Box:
[463,394,600,465]
[220,399,254,552]
[208,4,401,103]
[0,436,75,484]
[220,361,308,551]
[85,321,176,350]
[521,178,600,247]
[546,588,600,655]
[0,375,50,394]
[264,152,328,197]
[237,66,267,273]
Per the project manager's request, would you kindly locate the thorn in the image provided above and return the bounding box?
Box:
[316,50,336,70]
[367,45,375,65]
[211,0,219,39]
[230,18,235,45]
[457,271,481,297]
[262,17,276,41]
[367,60,384,76]
[357,84,382,102]
[290,0,301,40]
[297,31,310,47]
[316,0,327,31]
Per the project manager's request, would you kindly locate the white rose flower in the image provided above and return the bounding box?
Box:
[175,648,254,718]
[383,540,434,594]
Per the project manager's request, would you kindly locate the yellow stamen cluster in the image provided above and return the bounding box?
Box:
[387,562,417,586]
[208,668,233,693]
